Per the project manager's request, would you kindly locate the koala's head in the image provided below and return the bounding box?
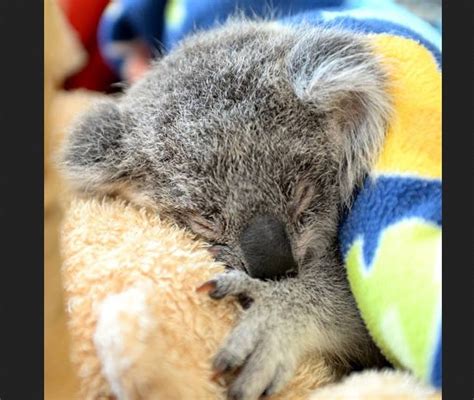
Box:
[60,20,391,276]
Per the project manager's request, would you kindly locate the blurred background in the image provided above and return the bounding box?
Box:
[44,0,440,398]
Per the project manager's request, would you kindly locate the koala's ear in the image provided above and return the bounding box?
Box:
[287,28,392,204]
[59,100,131,194]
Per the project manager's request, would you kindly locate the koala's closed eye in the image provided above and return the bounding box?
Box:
[207,244,228,258]
[289,181,316,224]
[187,213,222,242]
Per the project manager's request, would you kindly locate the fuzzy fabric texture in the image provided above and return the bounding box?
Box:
[61,197,441,399]
[309,369,440,399]
[339,33,441,387]
[61,198,337,399]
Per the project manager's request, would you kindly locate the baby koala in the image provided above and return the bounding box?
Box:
[61,19,392,400]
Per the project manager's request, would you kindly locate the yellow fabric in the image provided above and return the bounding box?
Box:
[369,35,441,179]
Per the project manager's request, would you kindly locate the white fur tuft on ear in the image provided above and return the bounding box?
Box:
[287,26,392,204]
[59,100,132,194]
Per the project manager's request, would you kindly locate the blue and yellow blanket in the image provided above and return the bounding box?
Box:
[98,0,442,388]
[337,31,441,388]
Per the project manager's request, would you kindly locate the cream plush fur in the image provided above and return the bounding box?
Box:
[60,197,440,400]
[61,198,336,399]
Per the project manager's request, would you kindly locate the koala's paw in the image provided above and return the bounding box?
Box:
[197,269,263,308]
[197,270,300,400]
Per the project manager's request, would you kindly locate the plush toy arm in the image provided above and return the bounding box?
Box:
[309,369,441,400]
[60,198,335,399]
[61,198,233,399]
[60,198,439,400]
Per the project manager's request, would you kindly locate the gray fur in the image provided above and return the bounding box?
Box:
[60,19,392,400]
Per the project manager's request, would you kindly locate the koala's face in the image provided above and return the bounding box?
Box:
[61,20,390,274]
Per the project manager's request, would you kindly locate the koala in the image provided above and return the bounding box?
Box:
[61,19,392,400]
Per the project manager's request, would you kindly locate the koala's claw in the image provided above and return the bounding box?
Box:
[219,328,297,400]
[201,271,299,400]
[213,348,245,374]
[196,280,217,294]
[198,270,264,300]
[196,272,255,309]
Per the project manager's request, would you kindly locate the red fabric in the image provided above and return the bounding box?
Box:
[58,0,118,92]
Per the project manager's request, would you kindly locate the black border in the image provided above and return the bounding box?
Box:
[0,1,44,398]
[442,0,474,398]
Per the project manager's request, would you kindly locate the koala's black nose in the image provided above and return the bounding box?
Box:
[239,214,297,280]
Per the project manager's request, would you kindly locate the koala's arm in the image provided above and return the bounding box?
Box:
[199,256,385,400]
